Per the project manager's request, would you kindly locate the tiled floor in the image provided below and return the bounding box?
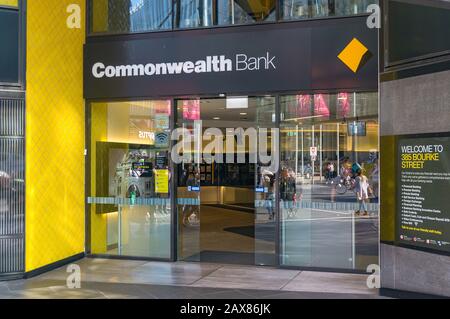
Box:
[0,258,385,299]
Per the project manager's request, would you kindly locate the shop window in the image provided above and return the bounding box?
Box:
[280,92,379,271]
[0,2,19,84]
[386,0,450,66]
[175,0,276,29]
[216,0,276,26]
[175,0,214,28]
[280,0,378,21]
[89,0,379,34]
[90,0,173,34]
[88,100,173,259]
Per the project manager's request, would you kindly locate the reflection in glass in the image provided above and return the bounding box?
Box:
[89,0,379,33]
[176,101,202,261]
[335,0,376,16]
[254,96,277,266]
[176,97,277,265]
[130,0,173,31]
[90,0,173,34]
[176,0,213,28]
[280,0,378,20]
[217,0,276,25]
[280,92,379,270]
[313,94,330,119]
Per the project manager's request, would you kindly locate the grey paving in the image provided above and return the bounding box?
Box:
[282,271,374,295]
[191,265,300,290]
[0,258,385,299]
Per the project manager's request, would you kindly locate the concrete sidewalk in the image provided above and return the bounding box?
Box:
[0,258,384,299]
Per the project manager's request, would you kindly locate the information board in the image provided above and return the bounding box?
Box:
[155,169,169,194]
[397,135,450,253]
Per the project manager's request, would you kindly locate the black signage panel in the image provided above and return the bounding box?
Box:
[84,17,377,99]
[397,134,450,253]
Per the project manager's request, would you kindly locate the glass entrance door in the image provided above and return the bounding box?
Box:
[176,99,202,261]
[254,96,278,266]
[176,96,277,265]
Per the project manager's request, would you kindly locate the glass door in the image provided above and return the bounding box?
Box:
[176,99,202,261]
[254,96,278,266]
[176,96,278,265]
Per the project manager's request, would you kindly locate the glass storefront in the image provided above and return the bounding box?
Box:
[89,0,378,34]
[280,92,379,271]
[280,0,378,20]
[88,100,172,259]
[176,0,214,28]
[86,0,379,273]
[88,92,379,271]
[89,0,173,34]
[215,0,276,25]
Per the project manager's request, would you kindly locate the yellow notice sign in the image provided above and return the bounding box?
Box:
[155,169,169,194]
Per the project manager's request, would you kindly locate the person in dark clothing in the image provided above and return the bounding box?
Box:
[280,168,296,202]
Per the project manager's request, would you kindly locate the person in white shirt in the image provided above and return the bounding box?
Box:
[354,169,370,216]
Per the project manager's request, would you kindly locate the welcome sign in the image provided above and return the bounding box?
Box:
[84,16,377,99]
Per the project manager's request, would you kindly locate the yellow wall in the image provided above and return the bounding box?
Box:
[90,103,108,254]
[380,136,396,242]
[91,0,108,33]
[26,0,86,271]
[0,0,18,7]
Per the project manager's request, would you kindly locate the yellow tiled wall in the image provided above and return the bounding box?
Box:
[25,0,85,271]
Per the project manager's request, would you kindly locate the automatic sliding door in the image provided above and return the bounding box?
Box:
[254,96,278,266]
[175,96,278,265]
[176,99,201,261]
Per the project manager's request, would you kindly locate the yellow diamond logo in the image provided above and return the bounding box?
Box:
[338,38,371,73]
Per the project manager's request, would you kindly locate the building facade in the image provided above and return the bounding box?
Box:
[84,0,379,272]
[0,0,449,298]
[379,0,450,296]
[0,0,85,279]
